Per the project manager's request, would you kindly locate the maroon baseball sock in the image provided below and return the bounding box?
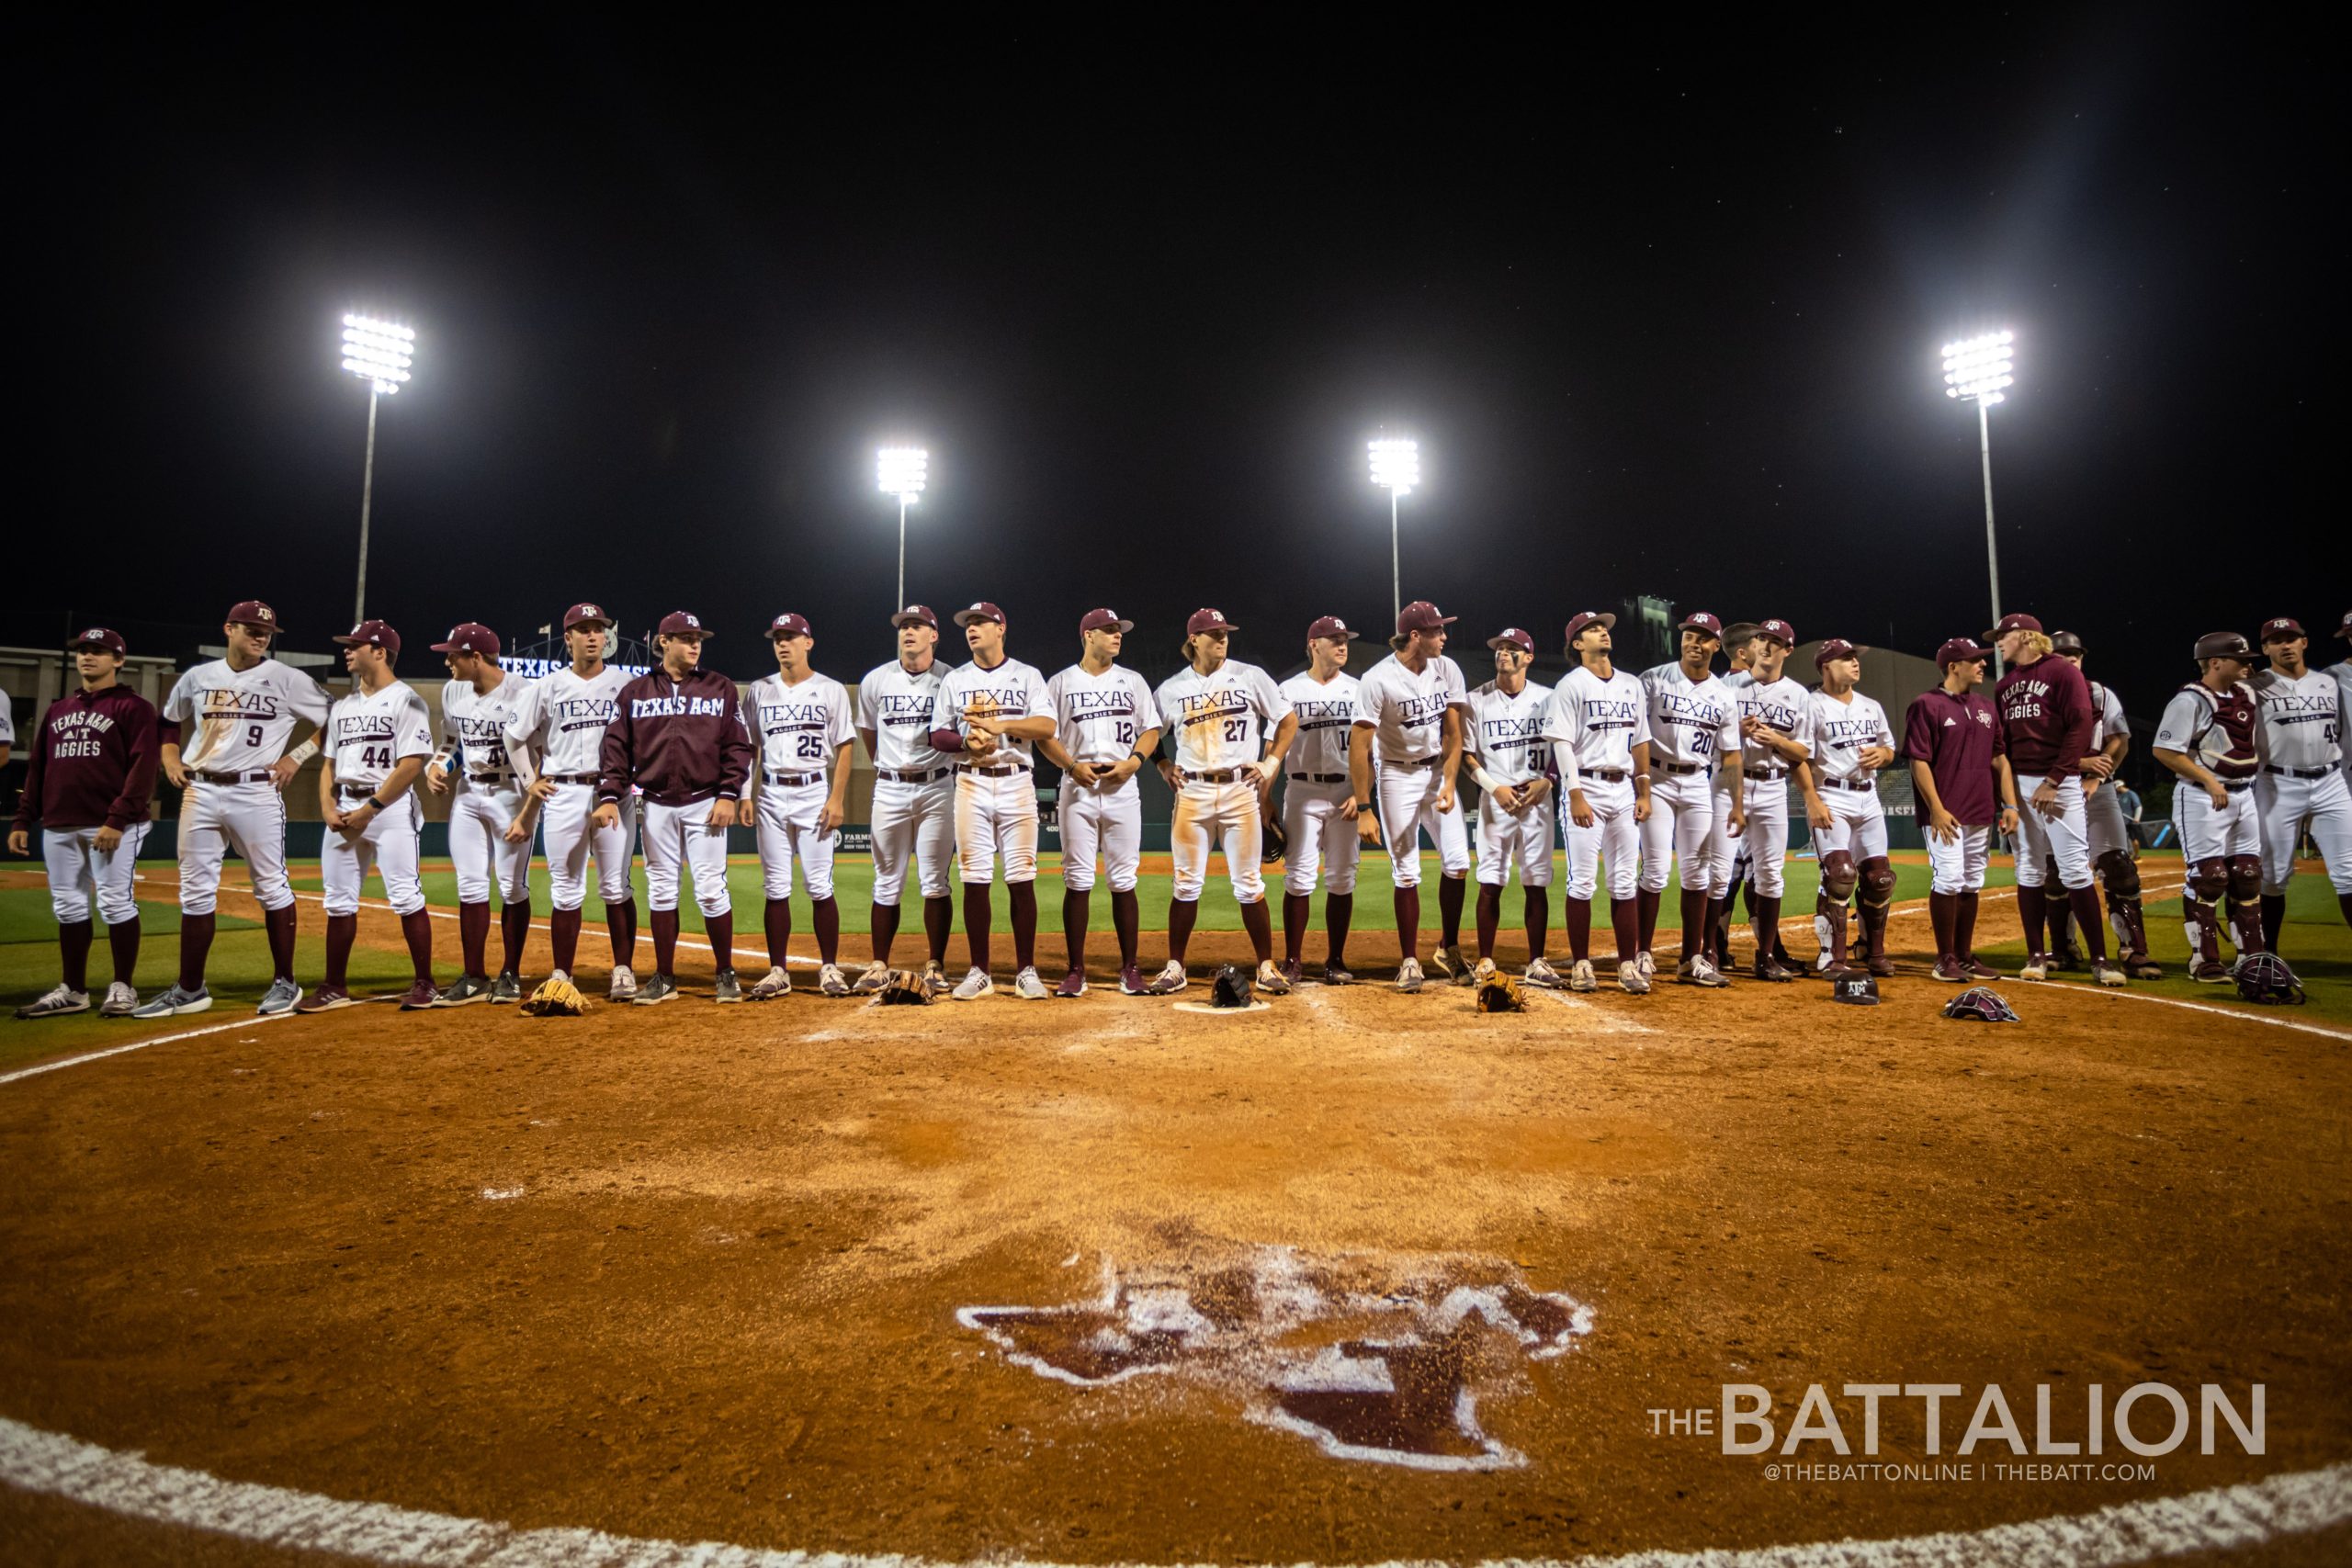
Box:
[1755,895,1783,964]
[1239,897,1273,964]
[1565,896,1592,961]
[2067,886,2109,961]
[500,902,530,976]
[812,897,840,966]
[1675,886,1704,964]
[1394,886,1421,961]
[1476,884,1502,960]
[2017,885,2048,955]
[1112,888,1140,968]
[706,912,734,974]
[871,899,900,964]
[1636,887,1661,953]
[2260,893,2286,953]
[2341,892,2352,930]
[401,908,434,983]
[1325,892,1352,968]
[178,912,216,992]
[1283,893,1311,964]
[1703,893,1730,966]
[765,897,792,972]
[1609,897,1640,964]
[1009,882,1037,971]
[651,908,680,977]
[551,907,582,975]
[323,913,356,991]
[1928,892,1956,963]
[605,898,637,969]
[924,895,954,964]
[264,903,297,983]
[1167,896,1199,965]
[1955,891,1980,963]
[1524,886,1549,958]
[60,919,93,993]
[458,899,491,978]
[1437,874,1464,950]
[1062,889,1090,971]
[107,914,140,987]
[963,886,991,972]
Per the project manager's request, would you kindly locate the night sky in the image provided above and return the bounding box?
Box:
[18,16,2331,713]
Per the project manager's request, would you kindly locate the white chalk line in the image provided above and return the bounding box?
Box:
[0,1012,295,1087]
[2041,982,2352,1043]
[0,1415,2345,1567]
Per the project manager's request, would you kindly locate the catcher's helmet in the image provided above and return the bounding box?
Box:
[1210,964,1252,1008]
[2233,953,2306,1006]
[1942,986,2019,1022]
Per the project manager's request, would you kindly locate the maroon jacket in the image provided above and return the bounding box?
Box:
[597,667,752,807]
[14,684,160,832]
[1994,654,2095,782]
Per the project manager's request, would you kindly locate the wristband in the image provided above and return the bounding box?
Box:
[367,796,390,812]
[430,750,453,770]
[1355,798,1374,811]
[287,739,320,766]
[1469,762,1501,793]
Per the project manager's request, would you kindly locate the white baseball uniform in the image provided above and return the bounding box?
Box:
[1046,661,1158,894]
[1720,674,1810,898]
[1638,661,1740,895]
[750,671,855,901]
[931,657,1053,886]
[319,682,434,919]
[161,658,332,916]
[1465,677,1555,888]
[2156,682,2265,863]
[505,665,636,910]
[1355,651,1471,890]
[441,673,534,908]
[1544,665,1653,902]
[1805,688,1894,863]
[1707,669,1756,895]
[2253,667,2351,894]
[857,659,956,904]
[1279,670,1363,897]
[2333,660,2352,795]
[1156,659,1291,903]
[2080,679,2134,863]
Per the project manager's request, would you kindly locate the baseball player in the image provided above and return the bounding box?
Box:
[295,621,438,1011]
[134,601,331,1018]
[1041,609,1160,996]
[594,611,752,1005]
[1989,613,2126,986]
[1904,638,2020,981]
[424,623,533,1005]
[1699,623,1757,972]
[1462,627,1559,987]
[744,614,855,999]
[1277,616,1364,986]
[1148,610,1297,996]
[927,603,1057,1000]
[2046,631,2162,977]
[1803,640,1901,979]
[9,627,159,1019]
[1638,613,1743,987]
[2154,631,2270,980]
[502,604,639,1000]
[1543,610,1655,993]
[2252,616,2352,945]
[2331,612,2352,796]
[1718,620,1815,981]
[854,606,956,995]
[1351,601,1473,992]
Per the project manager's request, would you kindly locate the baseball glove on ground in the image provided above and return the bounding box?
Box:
[521,977,587,1017]
[1260,814,1287,864]
[874,968,933,1006]
[1475,972,1524,1012]
[1210,964,1251,1008]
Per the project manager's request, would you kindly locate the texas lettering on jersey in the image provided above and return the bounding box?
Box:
[1739,683,1805,736]
[548,693,619,733]
[1651,690,1730,755]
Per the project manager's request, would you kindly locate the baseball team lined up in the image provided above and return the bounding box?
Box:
[10,596,2351,1021]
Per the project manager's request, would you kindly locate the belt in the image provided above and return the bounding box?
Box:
[1580,768,1628,784]
[2265,764,2334,780]
[955,763,1030,778]
[1183,768,1255,784]
[2219,777,2256,793]
[1390,755,1441,771]
[193,769,275,785]
[468,772,514,786]
[335,782,383,798]
[1821,775,1876,793]
[1658,761,1702,776]
[763,770,822,786]
[1290,772,1349,783]
[544,773,600,784]
[1744,768,1788,783]
[876,767,948,784]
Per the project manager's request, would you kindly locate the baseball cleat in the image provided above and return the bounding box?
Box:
[1568,959,1599,993]
[748,966,793,1000]
[1423,946,1457,985]
[922,960,952,995]
[1320,962,1354,986]
[99,982,140,1018]
[1963,956,2000,981]
[130,984,211,1019]
[819,964,851,998]
[2127,956,2165,980]
[1618,960,1651,995]
[1281,958,1304,988]
[713,970,742,1004]
[1471,957,1498,987]
[632,974,678,1005]
[2190,960,2233,985]
[434,975,492,1008]
[1750,956,1795,983]
[1522,956,1562,988]
[1395,957,1425,994]
[608,964,639,1002]
[1866,954,1897,979]
[1443,946,1475,986]
[1635,950,1657,981]
[1143,960,1188,996]
[2018,953,2051,982]
[1013,967,1051,1000]
[1255,960,1292,996]
[15,985,89,1020]
[492,972,524,1005]
[399,978,441,1010]
[2092,960,2129,988]
[952,966,996,1001]
[294,986,355,1014]
[1120,964,1149,996]
[854,960,892,994]
[1680,955,1729,988]
[1932,957,1972,984]
[1056,968,1088,998]
[1817,960,1860,983]
[2050,944,2086,973]
[255,977,303,1016]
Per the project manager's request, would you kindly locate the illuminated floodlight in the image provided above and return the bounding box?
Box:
[878,446,929,503]
[1941,330,2015,405]
[1368,437,1420,495]
[341,314,416,396]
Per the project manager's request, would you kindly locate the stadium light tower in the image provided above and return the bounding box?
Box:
[1368,436,1421,626]
[1942,330,2015,668]
[339,313,416,625]
[877,446,929,612]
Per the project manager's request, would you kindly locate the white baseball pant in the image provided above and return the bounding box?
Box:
[2085,779,2133,863]
[1638,771,1717,893]
[870,777,955,903]
[1812,786,1890,863]
[176,779,292,915]
[1170,777,1266,903]
[321,795,425,917]
[1057,777,1142,893]
[542,784,635,910]
[955,769,1039,885]
[1281,780,1361,897]
[2011,774,2093,889]
[449,784,533,905]
[2257,770,2352,894]
[1562,776,1640,901]
[1730,776,1792,897]
[43,823,150,926]
[2171,781,2260,863]
[756,779,839,900]
[1925,823,1994,894]
[1376,764,1470,889]
[1476,794,1555,887]
[641,797,733,917]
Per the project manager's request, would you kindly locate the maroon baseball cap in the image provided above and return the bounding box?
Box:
[1306,615,1360,642]
[1754,618,1796,648]
[1936,637,1994,668]
[656,610,711,638]
[952,602,1006,628]
[1487,626,1536,655]
[1079,607,1135,634]
[1186,607,1239,636]
[1984,611,2043,641]
[1396,601,1456,637]
[67,626,127,656]
[1562,609,1618,647]
[430,622,501,659]
[2259,616,2306,644]
[333,619,401,656]
[563,602,614,630]
[767,613,814,640]
[891,604,939,630]
[1814,638,1860,668]
[225,600,280,631]
[1678,611,1724,637]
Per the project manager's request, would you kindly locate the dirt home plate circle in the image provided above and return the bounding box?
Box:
[2,948,2350,1564]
